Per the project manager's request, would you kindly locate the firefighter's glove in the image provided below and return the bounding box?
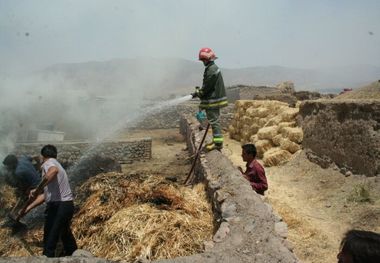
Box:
[196,111,207,122]
[191,86,201,98]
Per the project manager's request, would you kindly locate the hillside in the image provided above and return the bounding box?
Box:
[35,58,380,97]
[334,80,380,100]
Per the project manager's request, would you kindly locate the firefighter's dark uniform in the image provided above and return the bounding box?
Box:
[196,61,228,150]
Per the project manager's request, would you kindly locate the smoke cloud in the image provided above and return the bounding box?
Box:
[1,0,379,160]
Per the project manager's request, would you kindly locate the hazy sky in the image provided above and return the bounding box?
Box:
[1,0,379,73]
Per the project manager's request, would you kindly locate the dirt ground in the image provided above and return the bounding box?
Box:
[223,135,380,263]
[116,129,191,183]
[123,128,380,263]
[1,128,378,262]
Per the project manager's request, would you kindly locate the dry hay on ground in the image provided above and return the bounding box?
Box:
[0,184,17,214]
[72,172,213,262]
[0,184,43,257]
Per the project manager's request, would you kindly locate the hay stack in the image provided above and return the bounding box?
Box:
[263,148,292,167]
[72,172,213,262]
[229,100,303,166]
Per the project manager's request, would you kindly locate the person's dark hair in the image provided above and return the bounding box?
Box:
[242,144,257,158]
[2,154,18,170]
[41,145,58,159]
[339,229,380,263]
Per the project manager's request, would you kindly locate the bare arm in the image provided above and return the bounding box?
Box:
[23,193,45,214]
[18,166,58,218]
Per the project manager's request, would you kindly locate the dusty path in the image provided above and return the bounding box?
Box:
[223,136,380,263]
[116,128,191,182]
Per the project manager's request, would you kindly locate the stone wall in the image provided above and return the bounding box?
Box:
[13,138,152,166]
[298,100,380,177]
[173,116,298,263]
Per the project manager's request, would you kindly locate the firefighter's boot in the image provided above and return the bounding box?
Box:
[205,142,223,152]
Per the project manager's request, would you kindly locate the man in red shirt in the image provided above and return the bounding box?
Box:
[238,144,268,195]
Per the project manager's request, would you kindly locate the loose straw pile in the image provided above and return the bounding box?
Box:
[0,184,43,256]
[72,172,214,262]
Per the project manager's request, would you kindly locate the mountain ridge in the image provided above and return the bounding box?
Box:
[36,58,380,95]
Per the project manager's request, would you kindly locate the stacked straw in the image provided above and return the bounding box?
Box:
[228,100,303,166]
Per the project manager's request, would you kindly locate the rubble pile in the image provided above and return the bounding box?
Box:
[228,100,303,166]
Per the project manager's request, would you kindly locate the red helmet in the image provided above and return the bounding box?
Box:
[198,47,217,61]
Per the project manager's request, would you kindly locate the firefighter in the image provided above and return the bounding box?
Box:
[192,47,228,151]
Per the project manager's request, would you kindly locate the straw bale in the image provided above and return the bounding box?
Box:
[241,116,253,126]
[263,148,292,167]
[256,107,270,118]
[250,134,259,143]
[235,100,255,110]
[262,100,288,112]
[255,139,273,158]
[228,125,236,136]
[232,133,242,141]
[246,107,270,119]
[257,126,279,140]
[278,122,296,130]
[241,124,251,136]
[235,100,245,109]
[279,138,301,154]
[241,131,251,143]
[72,172,213,262]
[249,124,261,135]
[252,117,261,126]
[237,120,245,129]
[281,127,304,143]
[245,107,256,117]
[237,107,245,117]
[264,116,283,127]
[279,108,299,122]
[231,119,239,128]
[251,100,263,108]
[258,118,268,127]
[278,122,297,135]
[272,134,283,146]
